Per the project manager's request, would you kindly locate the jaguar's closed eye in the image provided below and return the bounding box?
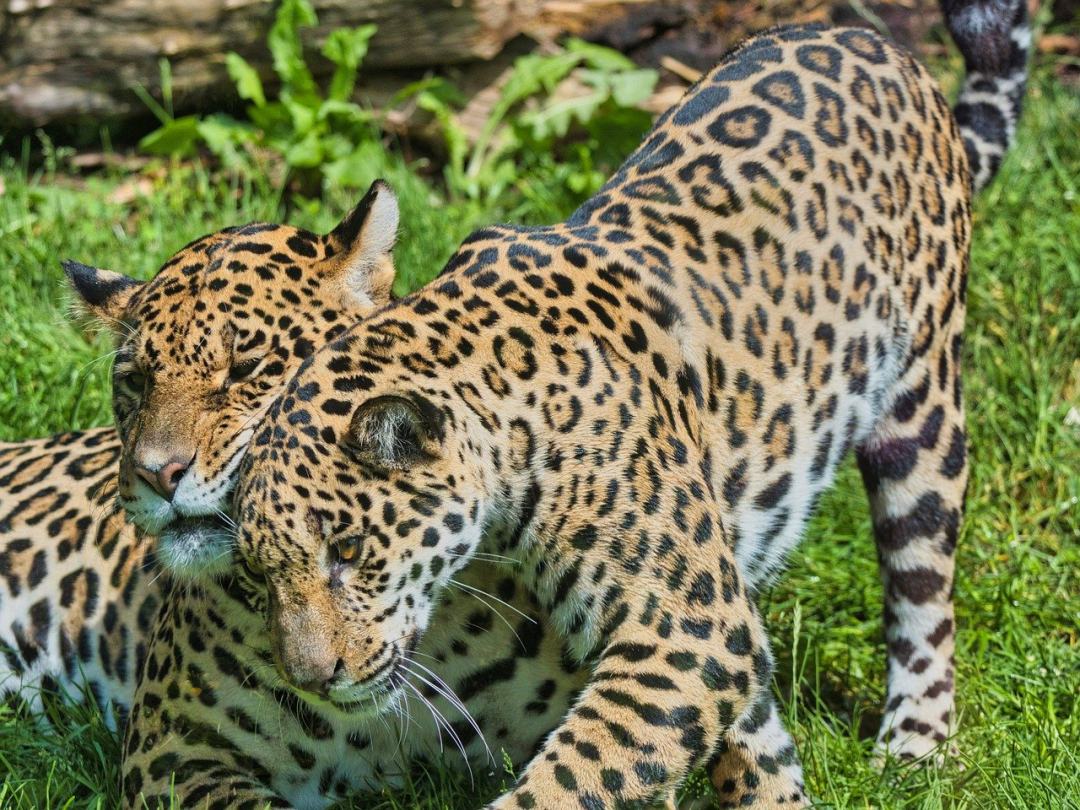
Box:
[228,357,262,383]
[240,554,266,584]
[120,370,147,395]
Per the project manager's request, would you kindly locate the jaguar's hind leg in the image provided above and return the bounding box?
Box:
[701,694,808,808]
[857,358,968,762]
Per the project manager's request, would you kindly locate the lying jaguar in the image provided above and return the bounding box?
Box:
[1,184,611,805]
[230,8,1030,810]
[0,181,398,722]
[0,0,1026,806]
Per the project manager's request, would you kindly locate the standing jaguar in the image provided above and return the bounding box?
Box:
[230,6,1030,810]
[0,1,1027,808]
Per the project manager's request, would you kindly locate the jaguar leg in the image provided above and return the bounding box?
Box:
[703,693,808,809]
[485,525,771,809]
[857,357,968,763]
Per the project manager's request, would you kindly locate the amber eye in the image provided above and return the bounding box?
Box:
[335,537,360,563]
[120,370,147,395]
[227,357,261,384]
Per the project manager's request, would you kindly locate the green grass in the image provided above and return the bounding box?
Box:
[1,68,1078,809]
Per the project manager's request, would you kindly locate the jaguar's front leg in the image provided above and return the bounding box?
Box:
[705,693,808,808]
[121,583,296,810]
[126,766,290,810]
[487,568,771,809]
[123,672,294,810]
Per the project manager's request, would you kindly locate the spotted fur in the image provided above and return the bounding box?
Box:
[3,188,609,808]
[0,429,152,725]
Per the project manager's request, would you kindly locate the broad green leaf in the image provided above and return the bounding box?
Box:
[196,114,256,169]
[247,101,292,135]
[282,94,317,135]
[137,116,201,156]
[609,68,658,108]
[565,38,637,71]
[318,132,356,161]
[284,131,323,168]
[523,89,606,140]
[316,99,372,127]
[322,24,377,102]
[498,51,581,111]
[225,53,266,107]
[321,141,388,188]
[268,0,320,104]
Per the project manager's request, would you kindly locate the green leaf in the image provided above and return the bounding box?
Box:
[522,89,606,140]
[317,132,357,161]
[137,116,201,156]
[225,53,266,107]
[565,37,637,71]
[282,94,317,135]
[321,140,387,188]
[498,51,581,111]
[268,0,320,104]
[316,99,372,127]
[465,50,582,186]
[284,131,323,168]
[322,24,377,102]
[196,114,256,169]
[247,101,292,135]
[390,76,465,109]
[609,68,658,108]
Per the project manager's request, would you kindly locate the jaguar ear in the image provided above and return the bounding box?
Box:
[63,260,142,328]
[324,180,399,308]
[345,395,442,470]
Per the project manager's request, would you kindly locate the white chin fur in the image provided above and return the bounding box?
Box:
[123,480,177,534]
[123,463,241,580]
[156,519,236,580]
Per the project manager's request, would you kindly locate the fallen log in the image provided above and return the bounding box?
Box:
[0,0,943,134]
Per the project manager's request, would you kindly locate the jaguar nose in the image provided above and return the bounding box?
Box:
[294,658,347,696]
[135,455,193,501]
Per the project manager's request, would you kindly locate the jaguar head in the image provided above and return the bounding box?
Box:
[66,180,400,579]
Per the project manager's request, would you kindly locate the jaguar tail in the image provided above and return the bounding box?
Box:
[940,0,1031,191]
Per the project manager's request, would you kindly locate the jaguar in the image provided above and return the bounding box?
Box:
[0,181,400,722]
[3,183,603,806]
[229,5,1030,809]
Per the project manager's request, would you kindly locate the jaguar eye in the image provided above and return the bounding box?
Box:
[334,537,359,563]
[240,555,266,584]
[228,357,261,383]
[120,371,147,395]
